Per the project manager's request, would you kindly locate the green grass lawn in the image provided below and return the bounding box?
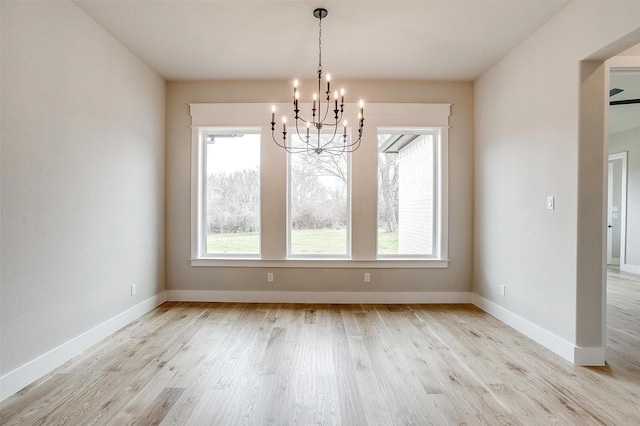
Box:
[377,229,399,254]
[207,231,260,253]
[290,228,347,254]
[207,228,398,254]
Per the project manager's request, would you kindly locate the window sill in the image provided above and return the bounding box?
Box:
[190,258,449,269]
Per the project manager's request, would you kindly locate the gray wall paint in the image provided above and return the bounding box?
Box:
[610,127,640,266]
[474,1,640,349]
[166,80,474,294]
[0,2,166,374]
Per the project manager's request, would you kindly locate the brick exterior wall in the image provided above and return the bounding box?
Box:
[398,135,434,254]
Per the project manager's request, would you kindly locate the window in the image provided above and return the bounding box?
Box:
[377,129,441,258]
[197,128,260,257]
[189,103,449,267]
[288,133,350,257]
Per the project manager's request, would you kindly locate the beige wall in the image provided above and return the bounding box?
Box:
[166,80,473,294]
[0,1,166,375]
[474,1,640,357]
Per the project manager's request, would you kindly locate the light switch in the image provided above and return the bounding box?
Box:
[547,196,555,210]
[613,213,618,219]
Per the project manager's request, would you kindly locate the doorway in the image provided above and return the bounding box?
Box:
[608,66,640,275]
[603,56,640,367]
[607,152,627,266]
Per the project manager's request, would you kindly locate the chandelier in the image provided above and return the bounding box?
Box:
[270,8,364,155]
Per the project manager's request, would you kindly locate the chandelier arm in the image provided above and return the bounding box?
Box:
[322,142,353,155]
[275,138,313,154]
[324,138,361,155]
[318,126,340,150]
[347,136,363,150]
[318,131,362,154]
[319,98,334,124]
[272,127,300,152]
[290,147,312,153]
[335,132,363,151]
[271,133,289,150]
[319,136,361,154]
[316,115,364,151]
[307,107,342,129]
[289,111,343,128]
[322,148,347,156]
[270,121,285,148]
[293,118,314,147]
[348,122,365,146]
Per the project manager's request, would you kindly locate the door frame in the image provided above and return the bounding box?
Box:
[607,161,615,264]
[607,152,628,267]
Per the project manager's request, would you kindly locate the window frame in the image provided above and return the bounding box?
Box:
[189,103,449,268]
[376,127,443,260]
[194,126,262,259]
[286,139,352,259]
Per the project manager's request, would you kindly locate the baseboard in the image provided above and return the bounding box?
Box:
[0,292,167,402]
[574,346,606,366]
[471,294,604,366]
[620,263,640,275]
[166,290,472,304]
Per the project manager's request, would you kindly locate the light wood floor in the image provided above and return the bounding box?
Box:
[2,270,639,425]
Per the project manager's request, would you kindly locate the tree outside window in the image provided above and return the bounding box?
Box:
[288,134,349,256]
[204,132,260,255]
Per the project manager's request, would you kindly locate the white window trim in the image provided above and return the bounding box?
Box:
[189,103,450,268]
[189,258,449,268]
[286,143,352,259]
[376,127,445,260]
[194,127,262,259]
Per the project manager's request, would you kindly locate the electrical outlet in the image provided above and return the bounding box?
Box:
[500,285,505,297]
[267,273,274,282]
[364,273,371,283]
[131,284,137,296]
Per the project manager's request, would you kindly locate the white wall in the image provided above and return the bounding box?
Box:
[0,0,165,385]
[166,80,473,297]
[474,1,640,363]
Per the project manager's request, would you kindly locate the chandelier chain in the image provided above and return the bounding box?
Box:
[317,16,322,73]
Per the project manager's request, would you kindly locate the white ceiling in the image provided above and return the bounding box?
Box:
[72,1,637,134]
[610,71,640,135]
[73,0,571,81]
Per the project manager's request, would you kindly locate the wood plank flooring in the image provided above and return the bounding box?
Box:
[1,270,639,425]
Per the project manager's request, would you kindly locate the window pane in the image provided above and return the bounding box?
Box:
[289,135,349,256]
[378,132,435,256]
[205,132,260,254]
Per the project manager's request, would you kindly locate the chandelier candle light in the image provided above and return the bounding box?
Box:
[271,8,364,155]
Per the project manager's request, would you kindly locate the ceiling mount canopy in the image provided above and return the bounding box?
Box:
[312,7,328,20]
[270,7,364,155]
